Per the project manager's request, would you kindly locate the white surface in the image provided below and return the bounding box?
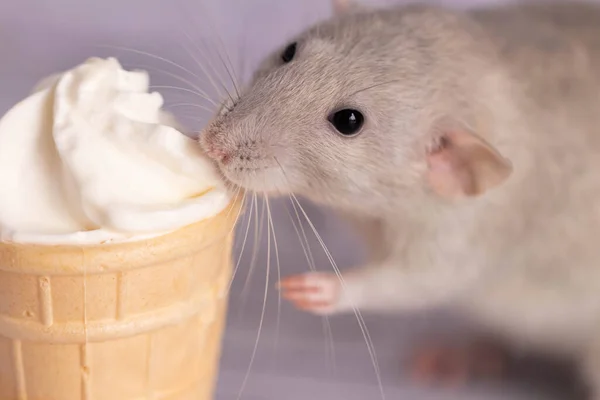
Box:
[0,0,581,399]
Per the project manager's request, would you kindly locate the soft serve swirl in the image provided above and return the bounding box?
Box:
[0,57,230,244]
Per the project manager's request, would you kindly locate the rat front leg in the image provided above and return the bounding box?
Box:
[279,260,508,386]
[278,258,478,316]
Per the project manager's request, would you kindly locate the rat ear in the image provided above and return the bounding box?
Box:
[425,129,513,199]
[332,0,361,15]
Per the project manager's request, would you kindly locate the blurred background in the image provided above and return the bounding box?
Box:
[0,0,586,399]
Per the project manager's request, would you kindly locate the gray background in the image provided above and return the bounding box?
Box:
[0,0,584,399]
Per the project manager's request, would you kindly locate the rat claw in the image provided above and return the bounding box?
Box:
[277,275,309,290]
[278,272,341,315]
[292,299,335,312]
[281,288,320,301]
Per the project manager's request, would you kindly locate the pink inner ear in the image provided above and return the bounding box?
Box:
[425,131,512,199]
[427,146,473,198]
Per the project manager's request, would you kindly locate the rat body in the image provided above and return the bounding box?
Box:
[201,0,600,395]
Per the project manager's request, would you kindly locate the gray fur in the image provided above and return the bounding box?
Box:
[200,1,600,396]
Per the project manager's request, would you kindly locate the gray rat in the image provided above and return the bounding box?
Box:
[200,0,600,396]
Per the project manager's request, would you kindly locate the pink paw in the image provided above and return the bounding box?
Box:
[278,272,342,315]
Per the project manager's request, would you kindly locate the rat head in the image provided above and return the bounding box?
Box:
[200,0,513,216]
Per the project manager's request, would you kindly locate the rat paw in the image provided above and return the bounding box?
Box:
[278,272,342,315]
[410,340,508,387]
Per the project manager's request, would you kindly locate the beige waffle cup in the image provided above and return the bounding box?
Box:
[0,198,242,400]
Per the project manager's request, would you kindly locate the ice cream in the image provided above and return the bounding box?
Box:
[0,57,240,400]
[0,57,230,244]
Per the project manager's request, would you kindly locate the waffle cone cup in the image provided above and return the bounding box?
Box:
[0,198,242,400]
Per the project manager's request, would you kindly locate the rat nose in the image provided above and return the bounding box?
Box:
[205,145,232,164]
[212,148,232,164]
[201,134,232,164]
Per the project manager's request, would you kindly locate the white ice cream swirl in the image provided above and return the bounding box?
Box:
[0,57,230,244]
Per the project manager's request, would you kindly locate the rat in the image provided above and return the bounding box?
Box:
[200,0,600,396]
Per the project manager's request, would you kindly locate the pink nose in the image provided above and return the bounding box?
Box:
[201,124,235,164]
[209,148,231,164]
[203,138,232,164]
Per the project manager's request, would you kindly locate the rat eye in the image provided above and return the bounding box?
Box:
[281,42,297,63]
[328,109,364,137]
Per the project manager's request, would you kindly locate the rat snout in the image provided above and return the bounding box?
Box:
[203,140,232,165]
[201,116,272,167]
[200,122,233,165]
[201,115,290,193]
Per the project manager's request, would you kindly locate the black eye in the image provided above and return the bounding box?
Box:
[281,42,297,63]
[328,109,364,136]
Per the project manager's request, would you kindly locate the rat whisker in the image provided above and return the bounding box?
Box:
[197,13,241,99]
[226,185,246,231]
[177,115,207,125]
[240,193,264,296]
[238,193,265,318]
[165,102,215,113]
[265,196,282,362]
[174,185,244,259]
[229,188,247,250]
[285,199,337,375]
[179,39,227,102]
[204,185,244,252]
[237,16,249,86]
[185,32,238,106]
[176,27,225,98]
[171,0,235,93]
[128,64,219,108]
[227,188,254,296]
[199,36,240,105]
[215,43,241,100]
[273,158,385,399]
[289,193,385,399]
[322,311,336,376]
[236,193,270,400]
[149,85,218,104]
[178,0,241,101]
[202,185,244,255]
[96,45,204,82]
[171,5,236,106]
[290,193,385,400]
